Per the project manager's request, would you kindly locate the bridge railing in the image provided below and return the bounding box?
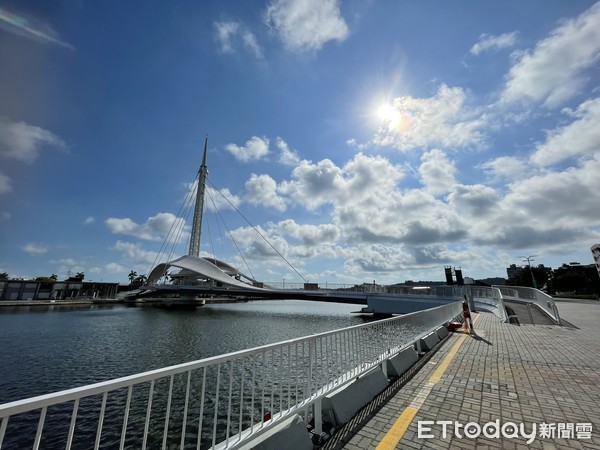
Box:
[466,286,508,322]
[0,301,462,450]
[493,285,560,323]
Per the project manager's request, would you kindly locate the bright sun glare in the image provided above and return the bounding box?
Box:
[377,103,401,128]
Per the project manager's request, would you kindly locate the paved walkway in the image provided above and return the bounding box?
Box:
[322,301,600,449]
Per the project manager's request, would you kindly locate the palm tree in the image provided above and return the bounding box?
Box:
[0,272,8,280]
[128,270,138,284]
[75,272,85,281]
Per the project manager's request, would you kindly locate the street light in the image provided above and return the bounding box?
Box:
[518,255,538,289]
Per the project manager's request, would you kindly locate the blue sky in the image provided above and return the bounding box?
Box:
[1,0,599,285]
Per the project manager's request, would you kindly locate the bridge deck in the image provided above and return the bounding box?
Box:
[322,300,600,449]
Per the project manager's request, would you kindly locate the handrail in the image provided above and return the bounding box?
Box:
[467,286,508,323]
[0,301,462,449]
[493,285,560,324]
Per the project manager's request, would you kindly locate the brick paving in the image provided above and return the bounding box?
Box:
[322,301,600,449]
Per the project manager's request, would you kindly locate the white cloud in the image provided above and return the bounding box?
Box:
[502,2,600,108]
[220,146,600,280]
[277,219,339,245]
[280,153,405,211]
[113,240,159,266]
[244,173,287,212]
[214,21,264,58]
[418,149,457,195]
[84,216,95,225]
[205,187,242,211]
[214,21,239,53]
[105,212,187,241]
[0,171,11,194]
[0,117,65,163]
[447,184,500,217]
[88,263,127,276]
[500,154,600,229]
[104,262,125,273]
[241,29,264,59]
[225,136,270,162]
[22,243,47,255]
[0,211,10,221]
[530,97,600,167]
[229,225,291,260]
[479,156,529,181]
[470,31,518,55]
[280,158,344,210]
[265,0,349,52]
[373,85,486,151]
[275,137,301,166]
[50,258,79,266]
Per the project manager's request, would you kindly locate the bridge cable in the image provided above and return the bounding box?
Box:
[146,174,198,282]
[207,177,308,283]
[206,185,256,281]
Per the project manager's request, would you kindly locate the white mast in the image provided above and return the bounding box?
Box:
[188,136,208,257]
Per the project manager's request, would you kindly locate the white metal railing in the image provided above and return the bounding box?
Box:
[493,285,560,323]
[467,286,508,323]
[0,302,462,450]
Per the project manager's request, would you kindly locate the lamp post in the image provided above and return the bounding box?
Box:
[519,255,538,289]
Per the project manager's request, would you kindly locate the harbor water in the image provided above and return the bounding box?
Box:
[0,300,364,405]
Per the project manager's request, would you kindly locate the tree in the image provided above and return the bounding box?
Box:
[76,272,85,281]
[0,272,8,280]
[128,274,147,288]
[128,270,138,284]
[507,265,549,289]
[34,274,58,282]
[547,264,600,295]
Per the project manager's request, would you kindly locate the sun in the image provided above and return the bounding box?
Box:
[377,103,401,128]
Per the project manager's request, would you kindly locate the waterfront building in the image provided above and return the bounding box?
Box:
[506,264,523,279]
[0,279,119,301]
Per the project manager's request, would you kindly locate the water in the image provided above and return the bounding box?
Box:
[0,300,364,405]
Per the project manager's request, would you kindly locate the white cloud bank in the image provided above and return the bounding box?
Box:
[373,85,486,151]
[501,2,600,108]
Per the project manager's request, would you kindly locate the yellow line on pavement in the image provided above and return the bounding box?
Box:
[375,407,418,450]
[376,315,480,450]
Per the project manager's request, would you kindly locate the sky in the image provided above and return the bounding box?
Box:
[1,0,599,286]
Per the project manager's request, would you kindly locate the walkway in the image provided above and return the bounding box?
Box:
[322,300,600,449]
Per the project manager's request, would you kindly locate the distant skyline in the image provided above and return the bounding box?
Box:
[1,1,599,284]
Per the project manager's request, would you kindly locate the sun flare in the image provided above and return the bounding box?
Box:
[377,103,401,128]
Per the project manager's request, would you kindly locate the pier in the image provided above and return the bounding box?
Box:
[322,299,600,449]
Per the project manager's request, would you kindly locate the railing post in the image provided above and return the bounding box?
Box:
[308,338,315,398]
[307,337,324,434]
[553,303,562,326]
[314,398,323,435]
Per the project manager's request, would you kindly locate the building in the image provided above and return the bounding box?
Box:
[0,279,119,301]
[506,264,523,279]
[592,244,600,279]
